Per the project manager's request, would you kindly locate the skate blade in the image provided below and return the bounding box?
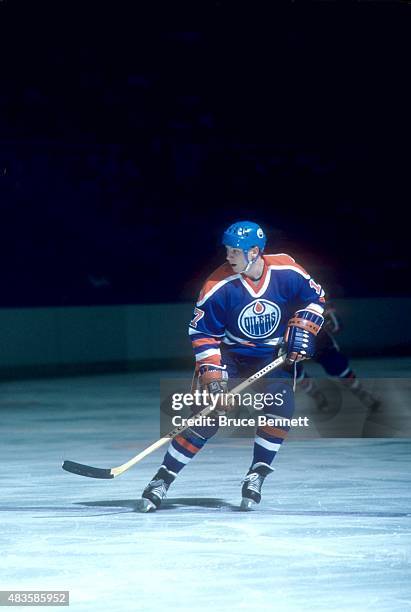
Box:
[139,499,157,513]
[240,498,256,511]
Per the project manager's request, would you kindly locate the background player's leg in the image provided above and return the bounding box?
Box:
[317,342,380,411]
[296,362,329,411]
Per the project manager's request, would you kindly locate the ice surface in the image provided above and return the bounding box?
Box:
[0,359,410,611]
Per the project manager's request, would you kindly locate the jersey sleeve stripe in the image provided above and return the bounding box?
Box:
[192,337,221,348]
[195,354,222,368]
[193,343,222,356]
[189,327,226,338]
[195,348,221,361]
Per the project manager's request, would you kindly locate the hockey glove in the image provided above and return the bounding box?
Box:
[285,308,324,365]
[199,364,228,393]
[198,364,230,412]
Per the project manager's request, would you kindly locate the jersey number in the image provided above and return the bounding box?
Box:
[309,278,322,295]
[190,307,205,328]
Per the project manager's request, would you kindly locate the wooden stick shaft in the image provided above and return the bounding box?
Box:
[111,354,286,476]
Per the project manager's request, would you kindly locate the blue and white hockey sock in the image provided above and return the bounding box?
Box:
[161,429,207,474]
[251,417,288,467]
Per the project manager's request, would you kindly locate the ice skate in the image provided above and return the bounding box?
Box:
[140,466,176,513]
[299,378,329,413]
[349,384,380,413]
[356,389,380,412]
[310,387,330,413]
[240,462,274,510]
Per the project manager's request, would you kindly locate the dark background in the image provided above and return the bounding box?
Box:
[1,0,409,307]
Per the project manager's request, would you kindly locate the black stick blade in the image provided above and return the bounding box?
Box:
[62,460,114,479]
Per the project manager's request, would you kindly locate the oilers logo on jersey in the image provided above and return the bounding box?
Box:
[238,300,281,339]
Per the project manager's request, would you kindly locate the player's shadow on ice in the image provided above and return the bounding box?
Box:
[159,497,239,511]
[76,500,410,518]
[78,498,239,512]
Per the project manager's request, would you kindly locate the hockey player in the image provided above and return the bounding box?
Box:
[141,221,326,512]
[297,306,380,412]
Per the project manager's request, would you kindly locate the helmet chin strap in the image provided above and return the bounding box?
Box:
[241,250,259,274]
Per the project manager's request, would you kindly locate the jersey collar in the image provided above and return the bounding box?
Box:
[240,260,271,297]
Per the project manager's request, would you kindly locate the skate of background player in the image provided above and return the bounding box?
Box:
[62,355,287,479]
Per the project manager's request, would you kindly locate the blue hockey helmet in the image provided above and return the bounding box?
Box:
[222,221,267,253]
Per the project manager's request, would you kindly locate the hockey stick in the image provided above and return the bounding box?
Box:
[62,354,286,479]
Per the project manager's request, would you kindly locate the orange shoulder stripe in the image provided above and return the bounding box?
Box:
[263,253,309,277]
[198,262,236,303]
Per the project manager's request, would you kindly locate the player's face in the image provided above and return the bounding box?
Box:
[225,247,248,272]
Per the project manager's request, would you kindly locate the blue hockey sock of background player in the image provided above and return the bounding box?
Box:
[297,334,380,411]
